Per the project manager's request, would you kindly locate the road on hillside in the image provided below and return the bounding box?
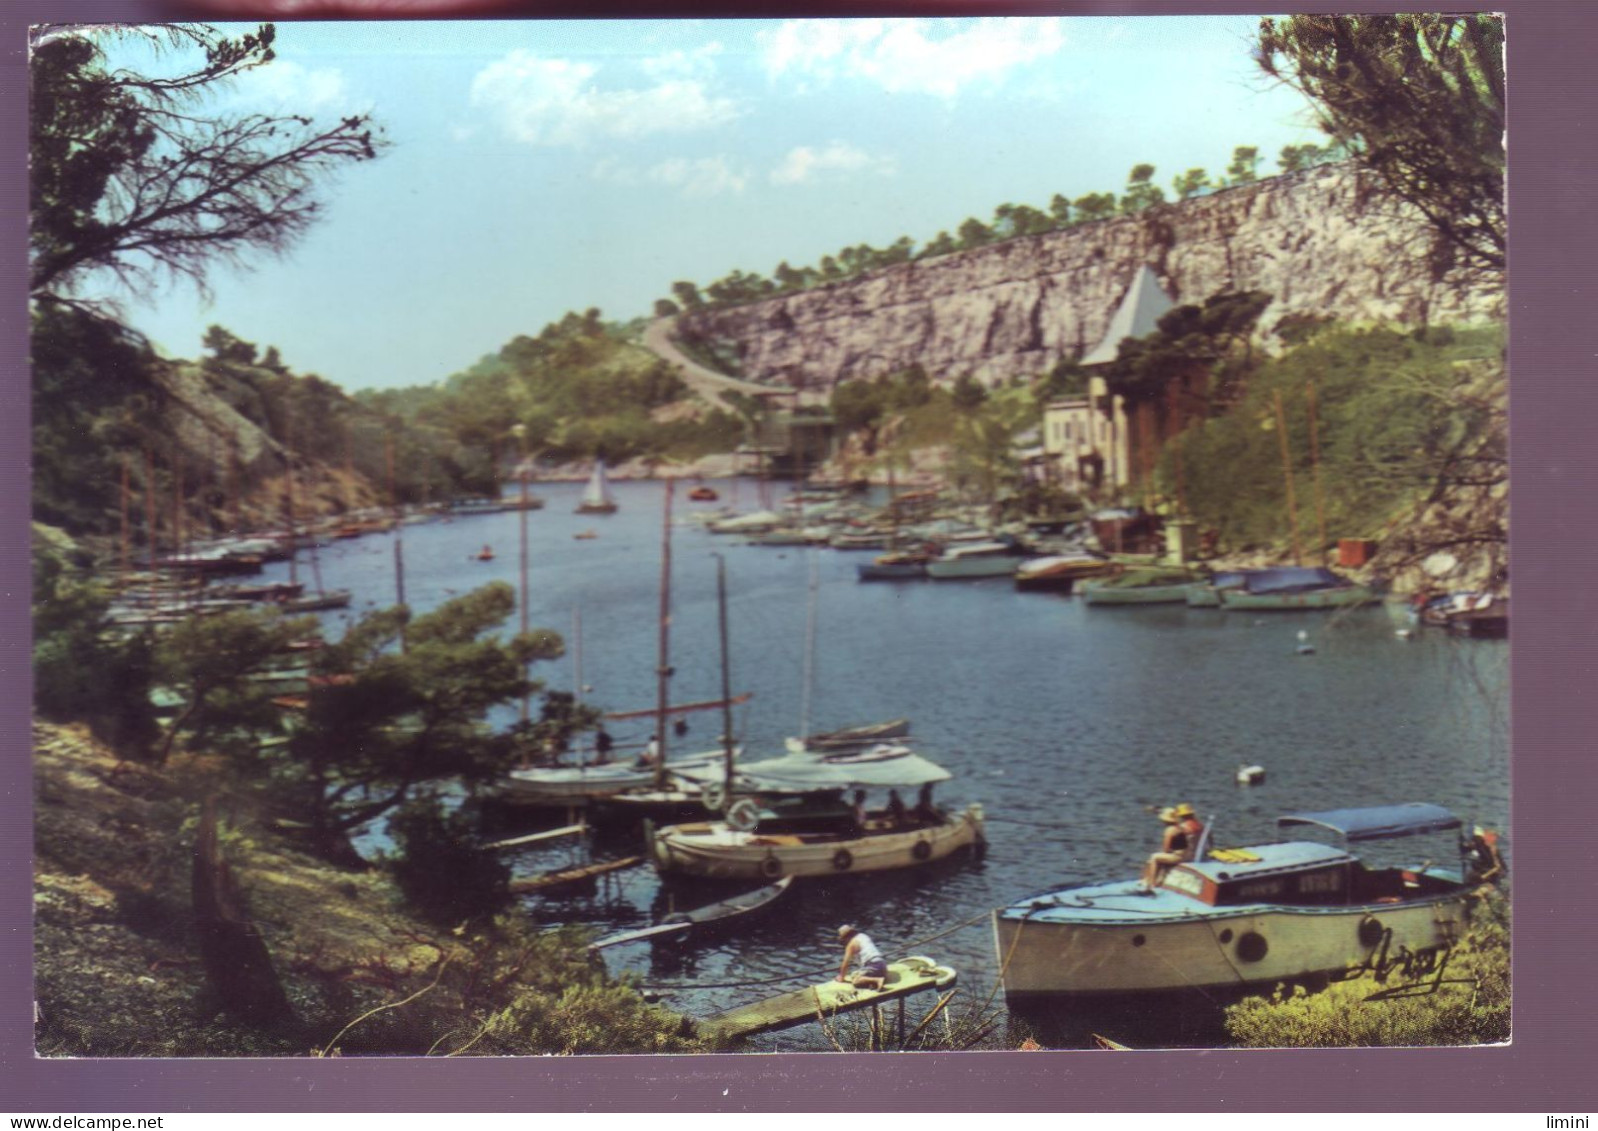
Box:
[641,317,785,412]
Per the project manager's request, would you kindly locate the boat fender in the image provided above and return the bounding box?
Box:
[831,848,853,872]
[1357,916,1386,949]
[1235,931,1269,963]
[726,799,760,832]
[912,840,932,862]
[701,781,727,813]
[759,854,783,879]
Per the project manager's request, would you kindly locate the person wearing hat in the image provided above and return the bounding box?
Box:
[1174,802,1205,852]
[835,924,889,989]
[1137,806,1193,894]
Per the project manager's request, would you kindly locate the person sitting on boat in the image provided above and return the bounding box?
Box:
[850,789,869,832]
[594,727,614,765]
[1137,807,1192,893]
[635,734,660,769]
[886,789,907,828]
[835,924,889,990]
[914,783,938,826]
[1174,802,1204,853]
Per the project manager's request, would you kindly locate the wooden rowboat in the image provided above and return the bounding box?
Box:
[588,875,793,951]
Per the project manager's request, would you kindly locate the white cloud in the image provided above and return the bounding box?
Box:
[770,141,896,186]
[759,17,1067,98]
[231,59,353,112]
[645,156,749,198]
[470,50,739,146]
[642,43,724,82]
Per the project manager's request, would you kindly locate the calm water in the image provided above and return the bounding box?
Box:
[267,478,1509,1048]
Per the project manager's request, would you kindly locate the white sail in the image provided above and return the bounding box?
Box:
[575,460,618,513]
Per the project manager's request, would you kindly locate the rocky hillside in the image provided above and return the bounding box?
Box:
[677,164,1505,395]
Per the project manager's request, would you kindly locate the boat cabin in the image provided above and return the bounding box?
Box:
[1158,803,1467,908]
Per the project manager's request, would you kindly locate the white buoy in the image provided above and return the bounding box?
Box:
[1237,764,1266,785]
[1296,629,1315,655]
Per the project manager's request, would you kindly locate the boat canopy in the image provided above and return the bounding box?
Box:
[682,750,952,790]
[1241,566,1347,594]
[1277,802,1462,842]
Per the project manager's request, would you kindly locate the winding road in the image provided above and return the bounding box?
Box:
[641,317,785,413]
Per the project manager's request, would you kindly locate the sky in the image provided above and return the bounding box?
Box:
[81,17,1330,393]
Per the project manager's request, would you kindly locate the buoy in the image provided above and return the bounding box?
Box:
[1295,630,1315,655]
[1237,764,1266,785]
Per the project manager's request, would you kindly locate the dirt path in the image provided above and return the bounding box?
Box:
[641,317,780,412]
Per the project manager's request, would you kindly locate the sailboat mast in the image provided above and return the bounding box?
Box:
[799,550,819,745]
[519,447,532,726]
[284,414,299,589]
[1307,379,1328,566]
[653,479,674,788]
[119,461,131,580]
[717,554,734,795]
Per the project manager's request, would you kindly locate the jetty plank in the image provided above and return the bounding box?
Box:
[509,856,643,894]
[702,956,956,1039]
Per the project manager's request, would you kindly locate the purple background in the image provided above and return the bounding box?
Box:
[2,0,1590,1112]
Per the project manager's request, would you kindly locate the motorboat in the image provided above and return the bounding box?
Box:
[646,751,984,881]
[1216,567,1377,610]
[924,541,1023,581]
[1015,553,1114,593]
[1079,567,1200,605]
[992,802,1487,1007]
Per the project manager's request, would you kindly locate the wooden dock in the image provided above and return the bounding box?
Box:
[700,956,957,1040]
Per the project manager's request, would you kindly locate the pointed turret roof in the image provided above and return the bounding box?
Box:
[1081,264,1175,366]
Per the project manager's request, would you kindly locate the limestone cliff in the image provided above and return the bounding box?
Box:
[677,164,1504,395]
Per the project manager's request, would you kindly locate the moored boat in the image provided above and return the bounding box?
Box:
[1079,567,1199,605]
[993,802,1484,1007]
[588,875,793,951]
[1015,553,1114,593]
[924,540,1023,581]
[647,752,983,881]
[1217,566,1377,610]
[575,459,620,515]
[857,549,931,581]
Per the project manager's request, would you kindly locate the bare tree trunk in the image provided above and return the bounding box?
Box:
[192,797,295,1026]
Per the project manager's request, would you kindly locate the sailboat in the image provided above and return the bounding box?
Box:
[574,459,619,515]
[504,482,736,807]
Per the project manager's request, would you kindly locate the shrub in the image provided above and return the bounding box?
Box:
[384,797,510,927]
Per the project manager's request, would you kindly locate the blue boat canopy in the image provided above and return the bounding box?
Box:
[1277,802,1462,841]
[1241,566,1347,594]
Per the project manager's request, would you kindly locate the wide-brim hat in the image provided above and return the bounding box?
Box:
[1158,807,1179,823]
[1173,803,1195,818]
[837,924,856,940]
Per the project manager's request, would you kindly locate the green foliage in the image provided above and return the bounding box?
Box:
[31,304,164,535]
[1103,290,1273,407]
[1278,142,1342,174]
[1120,164,1166,214]
[1172,168,1211,199]
[287,583,563,839]
[384,796,510,927]
[1072,192,1117,223]
[153,606,311,764]
[1225,145,1260,185]
[29,24,385,301]
[957,217,994,250]
[1171,322,1504,552]
[1225,897,1509,1047]
[32,534,159,756]
[1257,14,1505,270]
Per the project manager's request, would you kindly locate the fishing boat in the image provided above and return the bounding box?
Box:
[687,485,720,502]
[924,540,1024,581]
[802,717,911,754]
[1014,553,1114,593]
[1216,566,1377,611]
[856,548,932,581]
[992,802,1485,1007]
[1185,569,1259,607]
[646,752,984,881]
[1079,567,1200,605]
[588,875,794,951]
[575,459,619,515]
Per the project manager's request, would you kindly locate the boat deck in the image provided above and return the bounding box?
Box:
[701,956,957,1039]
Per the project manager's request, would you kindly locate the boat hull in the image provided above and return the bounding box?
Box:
[503,753,727,806]
[993,893,1468,1001]
[1219,585,1377,610]
[650,804,984,880]
[857,561,927,581]
[925,557,1019,580]
[1080,582,1196,605]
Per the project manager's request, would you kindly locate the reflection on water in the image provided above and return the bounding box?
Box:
[284,478,1508,1049]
